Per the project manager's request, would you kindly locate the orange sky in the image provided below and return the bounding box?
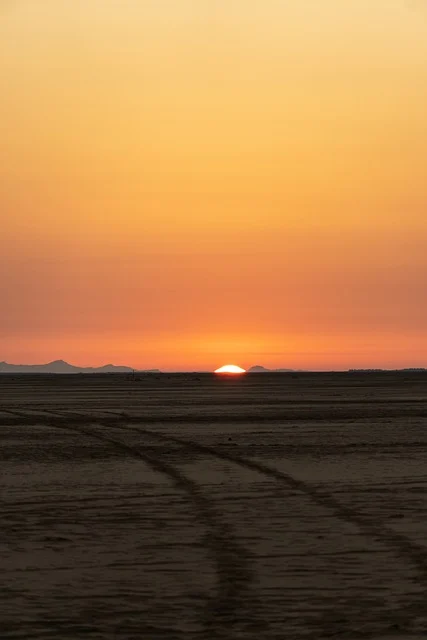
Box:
[1,1,426,370]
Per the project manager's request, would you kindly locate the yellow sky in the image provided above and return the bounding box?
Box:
[1,1,426,369]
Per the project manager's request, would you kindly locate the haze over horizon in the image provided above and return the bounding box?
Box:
[1,358,426,374]
[2,1,426,371]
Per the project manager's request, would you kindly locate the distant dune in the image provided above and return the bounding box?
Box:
[0,360,161,374]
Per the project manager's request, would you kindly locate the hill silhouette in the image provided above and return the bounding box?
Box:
[0,360,161,374]
[248,365,296,373]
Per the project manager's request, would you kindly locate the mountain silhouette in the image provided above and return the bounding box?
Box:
[0,360,161,374]
[248,365,296,373]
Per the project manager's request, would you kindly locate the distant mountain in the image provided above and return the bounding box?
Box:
[0,360,161,374]
[248,365,296,373]
[348,368,426,373]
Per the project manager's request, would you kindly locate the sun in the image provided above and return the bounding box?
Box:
[214,364,246,374]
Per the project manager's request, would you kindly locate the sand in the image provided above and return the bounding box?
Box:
[1,372,427,639]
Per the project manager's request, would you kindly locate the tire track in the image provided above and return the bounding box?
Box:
[7,408,427,637]
[67,410,427,637]
[120,421,427,576]
[110,419,427,637]
[46,409,427,579]
[3,410,260,639]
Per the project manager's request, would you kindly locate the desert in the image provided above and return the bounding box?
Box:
[1,372,427,639]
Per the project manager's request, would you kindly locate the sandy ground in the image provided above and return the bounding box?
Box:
[1,372,427,639]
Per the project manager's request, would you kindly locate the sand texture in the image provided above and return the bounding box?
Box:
[1,372,427,639]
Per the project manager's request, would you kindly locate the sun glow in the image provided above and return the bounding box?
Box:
[214,365,246,374]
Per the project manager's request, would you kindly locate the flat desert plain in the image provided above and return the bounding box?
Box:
[1,372,427,640]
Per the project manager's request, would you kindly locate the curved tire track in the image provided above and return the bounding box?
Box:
[6,408,427,637]
[42,409,427,579]
[3,410,259,639]
[113,420,427,637]
[120,421,427,576]
[67,411,427,636]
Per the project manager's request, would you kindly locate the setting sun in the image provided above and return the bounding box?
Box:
[214,365,246,374]
[2,1,426,371]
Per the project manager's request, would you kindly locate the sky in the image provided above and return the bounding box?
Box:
[1,0,426,371]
